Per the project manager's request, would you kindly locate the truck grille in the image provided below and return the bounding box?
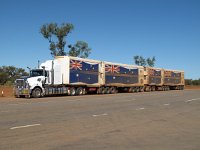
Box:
[16,79,25,88]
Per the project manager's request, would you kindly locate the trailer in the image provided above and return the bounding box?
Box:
[143,67,185,91]
[163,69,185,90]
[144,67,163,91]
[103,61,144,93]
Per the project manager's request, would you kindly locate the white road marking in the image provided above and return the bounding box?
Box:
[92,113,108,117]
[10,124,41,130]
[136,107,145,110]
[185,98,200,102]
[8,103,30,106]
[163,103,170,106]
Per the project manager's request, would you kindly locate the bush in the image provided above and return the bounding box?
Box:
[185,79,200,86]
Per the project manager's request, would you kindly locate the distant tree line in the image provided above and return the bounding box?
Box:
[0,66,28,85]
[185,79,200,86]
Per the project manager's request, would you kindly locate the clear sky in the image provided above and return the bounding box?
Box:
[0,0,199,79]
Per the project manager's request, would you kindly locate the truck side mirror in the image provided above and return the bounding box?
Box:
[42,66,45,76]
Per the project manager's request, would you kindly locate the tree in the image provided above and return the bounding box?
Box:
[68,41,91,58]
[185,79,192,85]
[185,79,200,86]
[0,72,8,85]
[133,56,146,66]
[146,56,156,67]
[133,55,156,67]
[0,66,28,85]
[40,23,74,57]
[134,56,140,65]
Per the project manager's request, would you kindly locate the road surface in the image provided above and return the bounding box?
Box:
[0,89,200,150]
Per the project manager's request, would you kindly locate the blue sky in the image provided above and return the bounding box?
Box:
[0,0,199,79]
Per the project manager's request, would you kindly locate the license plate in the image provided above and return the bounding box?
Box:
[22,89,29,94]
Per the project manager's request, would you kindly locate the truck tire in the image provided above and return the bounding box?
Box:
[82,88,86,95]
[97,87,105,94]
[139,87,144,92]
[128,87,134,93]
[135,87,139,92]
[70,87,76,96]
[151,86,156,91]
[110,87,117,94]
[105,87,110,94]
[32,88,42,98]
[76,87,83,95]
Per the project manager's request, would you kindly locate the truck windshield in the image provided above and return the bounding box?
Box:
[30,69,47,77]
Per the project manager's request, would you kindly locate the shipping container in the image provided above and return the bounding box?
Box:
[103,61,144,87]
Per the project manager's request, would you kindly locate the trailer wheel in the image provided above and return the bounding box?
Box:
[145,86,150,92]
[166,86,169,91]
[97,87,105,94]
[76,87,84,95]
[149,86,152,92]
[135,87,140,93]
[104,87,110,94]
[139,87,144,92]
[151,86,156,91]
[32,88,42,98]
[128,87,134,93]
[70,87,76,96]
[167,86,170,91]
[82,88,86,95]
[110,87,116,94]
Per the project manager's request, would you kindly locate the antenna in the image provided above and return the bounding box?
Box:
[38,60,40,68]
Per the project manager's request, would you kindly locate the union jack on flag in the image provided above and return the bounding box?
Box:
[70,60,82,70]
[105,64,120,73]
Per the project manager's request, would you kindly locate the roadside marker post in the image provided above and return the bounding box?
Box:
[1,90,4,97]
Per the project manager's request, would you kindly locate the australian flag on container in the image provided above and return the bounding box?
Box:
[171,72,181,78]
[70,59,99,84]
[164,71,181,84]
[105,64,139,84]
[149,69,162,84]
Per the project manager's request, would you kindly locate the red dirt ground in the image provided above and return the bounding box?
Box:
[0,85,200,99]
[0,86,14,98]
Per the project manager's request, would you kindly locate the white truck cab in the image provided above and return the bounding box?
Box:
[15,60,53,98]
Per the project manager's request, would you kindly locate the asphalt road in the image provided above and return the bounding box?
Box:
[0,90,200,150]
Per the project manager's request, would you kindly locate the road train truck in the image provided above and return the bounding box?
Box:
[14,56,184,98]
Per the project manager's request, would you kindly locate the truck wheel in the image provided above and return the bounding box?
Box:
[145,86,150,92]
[105,87,110,94]
[82,88,86,95]
[98,87,105,94]
[139,87,144,92]
[76,87,83,95]
[134,87,139,92]
[152,86,155,91]
[70,87,76,96]
[167,86,170,91]
[129,87,134,93]
[32,88,42,98]
[110,87,116,94]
